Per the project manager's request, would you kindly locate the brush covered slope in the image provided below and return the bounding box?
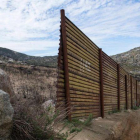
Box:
[111,46,140,80]
[1,46,140,79]
[0,47,57,67]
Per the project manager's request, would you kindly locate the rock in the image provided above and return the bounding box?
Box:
[0,69,14,97]
[79,119,85,122]
[94,117,102,121]
[127,109,132,113]
[42,100,55,109]
[42,100,55,117]
[0,90,14,140]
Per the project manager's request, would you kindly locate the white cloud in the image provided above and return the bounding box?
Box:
[0,40,58,52]
[0,0,140,56]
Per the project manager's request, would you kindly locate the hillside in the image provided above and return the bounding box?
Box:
[0,63,57,101]
[0,47,57,67]
[111,47,140,80]
[1,46,140,79]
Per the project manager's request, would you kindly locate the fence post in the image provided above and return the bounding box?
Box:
[131,76,133,109]
[136,80,138,106]
[138,82,139,106]
[99,49,104,118]
[117,64,120,111]
[61,9,71,121]
[125,75,128,109]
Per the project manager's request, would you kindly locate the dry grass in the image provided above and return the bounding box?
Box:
[10,98,70,140]
[0,64,57,101]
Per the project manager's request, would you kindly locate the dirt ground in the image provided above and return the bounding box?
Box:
[69,109,140,140]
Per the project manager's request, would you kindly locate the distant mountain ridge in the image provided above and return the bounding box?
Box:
[111,46,140,80]
[0,47,57,67]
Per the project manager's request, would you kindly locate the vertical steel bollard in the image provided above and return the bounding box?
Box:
[136,80,138,106]
[99,49,104,118]
[125,75,128,109]
[117,64,120,111]
[61,9,71,121]
[131,76,133,109]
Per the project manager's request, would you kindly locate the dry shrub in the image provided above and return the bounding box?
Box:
[10,96,92,140]
[10,98,69,140]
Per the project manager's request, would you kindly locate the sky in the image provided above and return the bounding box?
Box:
[0,0,140,56]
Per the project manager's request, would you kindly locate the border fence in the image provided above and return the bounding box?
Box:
[57,9,140,120]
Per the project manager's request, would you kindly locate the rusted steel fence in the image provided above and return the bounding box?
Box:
[57,9,140,120]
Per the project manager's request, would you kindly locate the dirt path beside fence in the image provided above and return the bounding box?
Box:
[69,109,140,140]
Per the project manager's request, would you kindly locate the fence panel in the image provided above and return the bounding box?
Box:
[120,67,126,110]
[59,11,101,118]
[102,52,118,115]
[137,83,140,106]
[132,78,136,107]
[56,30,66,109]
[127,74,131,109]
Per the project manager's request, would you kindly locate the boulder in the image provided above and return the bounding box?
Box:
[42,100,55,108]
[42,100,55,117]
[0,69,14,97]
[0,90,14,140]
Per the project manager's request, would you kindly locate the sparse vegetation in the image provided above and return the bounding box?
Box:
[132,106,140,110]
[10,100,66,140]
[108,109,121,115]
[10,95,93,140]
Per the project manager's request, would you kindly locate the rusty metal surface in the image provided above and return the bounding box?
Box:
[132,77,137,107]
[57,9,140,119]
[99,49,104,117]
[61,9,71,120]
[137,84,140,106]
[102,52,118,115]
[120,67,126,110]
[66,16,100,118]
[127,74,131,109]
[136,80,138,106]
[117,64,120,110]
[125,75,128,109]
[131,76,133,108]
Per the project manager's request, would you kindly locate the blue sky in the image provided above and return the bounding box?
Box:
[0,0,140,56]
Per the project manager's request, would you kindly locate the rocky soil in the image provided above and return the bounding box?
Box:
[69,109,140,140]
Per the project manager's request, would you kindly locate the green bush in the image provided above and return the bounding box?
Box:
[132,106,140,110]
[108,109,121,115]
